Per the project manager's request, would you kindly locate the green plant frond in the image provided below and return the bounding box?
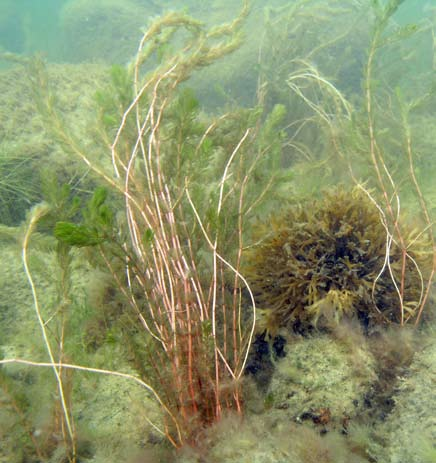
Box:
[54,221,104,247]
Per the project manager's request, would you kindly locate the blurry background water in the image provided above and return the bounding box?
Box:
[0,0,68,59]
[0,0,433,102]
[0,0,429,64]
[0,0,239,63]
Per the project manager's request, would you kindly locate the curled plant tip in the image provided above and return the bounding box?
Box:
[21,202,51,246]
[28,202,51,222]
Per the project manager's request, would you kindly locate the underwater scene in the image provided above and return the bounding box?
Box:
[0,0,435,462]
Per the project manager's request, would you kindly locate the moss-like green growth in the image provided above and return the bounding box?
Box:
[246,187,431,333]
[54,187,114,247]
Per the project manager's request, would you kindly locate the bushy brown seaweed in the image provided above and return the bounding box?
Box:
[246,187,431,333]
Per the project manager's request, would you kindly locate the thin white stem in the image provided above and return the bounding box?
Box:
[185,186,256,379]
[22,204,76,454]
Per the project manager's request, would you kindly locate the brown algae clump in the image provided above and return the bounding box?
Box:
[246,188,431,333]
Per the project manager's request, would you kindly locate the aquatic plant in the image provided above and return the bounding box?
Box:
[272,0,436,329]
[246,187,432,333]
[1,2,271,453]
[361,0,436,325]
[1,1,435,461]
[258,0,368,175]
[0,142,39,225]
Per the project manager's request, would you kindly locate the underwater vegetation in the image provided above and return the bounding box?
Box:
[0,0,436,462]
[0,145,39,225]
[1,2,275,458]
[246,187,433,334]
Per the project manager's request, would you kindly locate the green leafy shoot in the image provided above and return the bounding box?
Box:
[54,187,114,247]
[54,222,105,247]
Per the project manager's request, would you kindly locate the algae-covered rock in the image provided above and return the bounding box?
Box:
[377,333,436,463]
[0,62,107,144]
[73,366,165,463]
[176,332,376,462]
[266,334,376,427]
[0,62,108,224]
[177,413,370,463]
